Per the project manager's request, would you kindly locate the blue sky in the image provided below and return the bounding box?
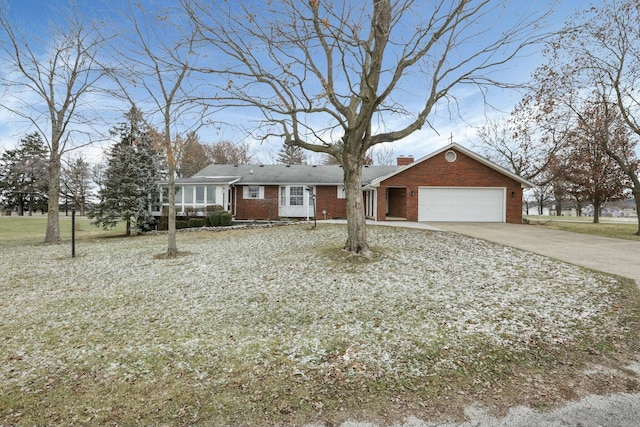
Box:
[0,0,590,165]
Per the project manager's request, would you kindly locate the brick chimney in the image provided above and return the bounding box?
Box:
[396,155,414,166]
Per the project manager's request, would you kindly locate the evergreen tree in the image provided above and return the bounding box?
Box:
[276,143,307,165]
[0,132,49,215]
[61,154,92,216]
[89,106,160,235]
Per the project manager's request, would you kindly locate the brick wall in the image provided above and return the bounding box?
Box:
[234,185,279,220]
[396,156,414,166]
[315,186,347,219]
[234,185,348,220]
[376,149,523,223]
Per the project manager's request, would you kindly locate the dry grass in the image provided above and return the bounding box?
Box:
[525,216,640,241]
[1,219,639,426]
[545,221,640,241]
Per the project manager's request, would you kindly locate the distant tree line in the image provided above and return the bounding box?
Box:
[478,0,640,234]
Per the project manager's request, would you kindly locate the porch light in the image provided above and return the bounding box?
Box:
[511,191,516,197]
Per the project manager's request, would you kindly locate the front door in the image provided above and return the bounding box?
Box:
[279,185,313,218]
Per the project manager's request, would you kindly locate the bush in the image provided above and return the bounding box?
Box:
[176,220,189,229]
[188,218,204,228]
[158,217,168,231]
[184,207,197,218]
[207,211,222,226]
[220,211,232,226]
[205,204,224,213]
[207,210,232,226]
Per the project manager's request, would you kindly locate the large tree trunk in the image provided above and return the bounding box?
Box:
[343,160,369,257]
[45,152,61,243]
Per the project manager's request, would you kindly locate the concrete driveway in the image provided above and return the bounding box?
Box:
[432,222,640,287]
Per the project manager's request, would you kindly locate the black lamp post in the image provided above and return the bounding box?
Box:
[71,205,76,258]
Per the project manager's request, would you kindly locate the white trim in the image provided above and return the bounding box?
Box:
[243,185,264,199]
[278,185,313,217]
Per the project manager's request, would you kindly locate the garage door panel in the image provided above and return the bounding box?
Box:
[418,187,505,222]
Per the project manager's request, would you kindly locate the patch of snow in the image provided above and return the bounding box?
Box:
[0,225,626,390]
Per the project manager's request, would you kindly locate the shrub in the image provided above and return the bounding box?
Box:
[184,207,197,218]
[220,211,232,226]
[176,220,189,229]
[205,204,224,213]
[158,217,168,231]
[188,218,204,228]
[208,211,223,226]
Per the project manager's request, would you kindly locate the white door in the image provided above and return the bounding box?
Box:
[279,185,313,217]
[418,187,505,222]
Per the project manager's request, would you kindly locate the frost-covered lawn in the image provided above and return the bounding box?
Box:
[1,223,638,426]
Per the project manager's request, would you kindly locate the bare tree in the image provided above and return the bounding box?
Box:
[178,132,209,177]
[477,118,564,184]
[91,162,106,192]
[0,5,110,243]
[203,140,254,165]
[526,0,640,234]
[109,1,207,256]
[187,0,553,255]
[369,144,396,166]
[559,100,629,223]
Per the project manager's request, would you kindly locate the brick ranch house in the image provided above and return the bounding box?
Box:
[153,143,535,223]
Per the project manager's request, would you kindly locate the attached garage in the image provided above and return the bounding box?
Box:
[418,187,505,222]
[366,143,535,224]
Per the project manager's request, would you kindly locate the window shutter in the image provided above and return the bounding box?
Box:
[259,186,265,199]
[243,186,248,198]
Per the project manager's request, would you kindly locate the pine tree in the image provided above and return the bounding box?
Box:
[276,143,306,165]
[61,155,92,215]
[0,132,49,215]
[89,106,160,235]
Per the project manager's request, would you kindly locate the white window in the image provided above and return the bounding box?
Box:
[184,185,194,204]
[289,186,304,205]
[206,185,216,204]
[280,186,287,206]
[243,186,264,199]
[337,185,346,199]
[195,186,205,204]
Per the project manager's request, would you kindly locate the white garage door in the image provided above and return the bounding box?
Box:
[418,187,505,222]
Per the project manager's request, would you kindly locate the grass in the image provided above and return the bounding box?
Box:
[0,215,126,247]
[525,215,640,241]
[1,218,639,426]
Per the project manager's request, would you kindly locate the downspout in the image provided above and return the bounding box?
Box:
[233,185,237,217]
[373,189,378,221]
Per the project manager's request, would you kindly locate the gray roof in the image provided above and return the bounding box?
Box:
[191,164,399,185]
[159,176,242,185]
